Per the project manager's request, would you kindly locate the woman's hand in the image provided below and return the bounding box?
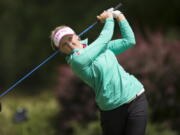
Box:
[112,10,126,22]
[97,11,113,23]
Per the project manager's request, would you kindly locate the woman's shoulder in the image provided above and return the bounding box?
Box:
[66,49,83,65]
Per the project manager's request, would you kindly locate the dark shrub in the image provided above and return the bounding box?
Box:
[117,30,180,130]
[55,65,97,135]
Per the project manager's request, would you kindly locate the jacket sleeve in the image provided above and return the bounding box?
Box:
[71,18,114,67]
[107,20,136,55]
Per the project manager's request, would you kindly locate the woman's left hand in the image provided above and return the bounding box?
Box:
[97,11,113,22]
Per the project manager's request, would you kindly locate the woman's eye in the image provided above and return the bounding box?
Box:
[68,37,72,41]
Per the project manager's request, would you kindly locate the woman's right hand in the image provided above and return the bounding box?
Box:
[112,10,126,22]
[97,11,113,23]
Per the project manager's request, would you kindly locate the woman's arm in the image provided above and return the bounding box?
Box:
[71,12,114,67]
[107,13,136,55]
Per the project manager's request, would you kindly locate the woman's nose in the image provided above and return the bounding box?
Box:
[67,41,74,47]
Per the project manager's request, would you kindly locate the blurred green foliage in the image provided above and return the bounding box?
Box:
[0,90,177,135]
[0,90,59,135]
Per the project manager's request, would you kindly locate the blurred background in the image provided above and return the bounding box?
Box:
[0,0,180,135]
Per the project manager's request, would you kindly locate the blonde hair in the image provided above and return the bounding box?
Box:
[50,25,68,50]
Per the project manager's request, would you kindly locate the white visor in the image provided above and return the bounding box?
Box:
[53,27,75,47]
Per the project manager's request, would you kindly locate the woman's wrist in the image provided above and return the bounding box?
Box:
[97,11,113,22]
[116,14,126,22]
[105,17,114,22]
[106,13,113,19]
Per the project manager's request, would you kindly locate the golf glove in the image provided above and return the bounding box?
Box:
[106,7,114,13]
[112,10,122,18]
[106,8,122,18]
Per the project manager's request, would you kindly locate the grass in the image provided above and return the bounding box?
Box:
[0,89,178,135]
[0,89,59,135]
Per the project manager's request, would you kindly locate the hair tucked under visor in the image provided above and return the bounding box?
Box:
[50,26,66,50]
[50,26,75,50]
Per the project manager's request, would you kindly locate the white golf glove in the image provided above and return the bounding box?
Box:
[106,7,114,13]
[106,8,122,18]
[112,10,122,18]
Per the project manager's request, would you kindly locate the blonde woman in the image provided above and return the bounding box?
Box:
[51,9,148,135]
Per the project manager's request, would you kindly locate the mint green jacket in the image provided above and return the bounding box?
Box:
[67,18,144,111]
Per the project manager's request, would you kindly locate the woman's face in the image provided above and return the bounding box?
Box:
[59,34,83,54]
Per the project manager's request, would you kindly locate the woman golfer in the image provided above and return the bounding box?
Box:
[51,9,148,135]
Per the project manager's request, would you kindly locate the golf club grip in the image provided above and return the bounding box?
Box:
[114,3,122,10]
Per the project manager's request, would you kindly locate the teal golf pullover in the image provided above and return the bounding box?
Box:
[67,18,144,111]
